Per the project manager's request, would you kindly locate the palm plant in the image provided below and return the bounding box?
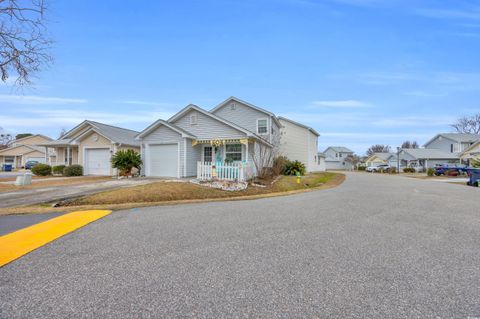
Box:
[111,149,142,176]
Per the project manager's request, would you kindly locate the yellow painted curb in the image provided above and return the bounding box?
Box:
[0,210,111,267]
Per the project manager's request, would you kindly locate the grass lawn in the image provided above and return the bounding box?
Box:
[0,176,112,193]
[1,173,344,215]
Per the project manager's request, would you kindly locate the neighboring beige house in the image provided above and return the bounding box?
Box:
[0,134,53,169]
[365,152,398,168]
[460,141,480,165]
[38,121,140,176]
[278,116,324,172]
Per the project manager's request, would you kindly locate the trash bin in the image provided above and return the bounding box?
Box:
[468,169,480,187]
[2,164,12,172]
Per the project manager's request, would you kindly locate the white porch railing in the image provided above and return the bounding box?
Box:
[197,161,248,181]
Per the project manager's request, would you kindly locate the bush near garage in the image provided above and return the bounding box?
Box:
[31,163,52,176]
[111,149,142,176]
[403,167,416,173]
[283,160,306,176]
[357,166,366,171]
[427,168,435,176]
[52,165,66,176]
[63,164,83,177]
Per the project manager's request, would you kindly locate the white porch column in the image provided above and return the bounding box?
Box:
[67,146,71,165]
[245,142,249,162]
[45,146,48,164]
[14,155,17,169]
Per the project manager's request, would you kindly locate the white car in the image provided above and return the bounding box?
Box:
[366,164,390,172]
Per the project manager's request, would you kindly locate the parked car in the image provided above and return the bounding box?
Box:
[366,164,390,172]
[25,160,39,170]
[434,164,467,176]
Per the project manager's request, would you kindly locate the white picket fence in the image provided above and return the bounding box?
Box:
[197,162,247,181]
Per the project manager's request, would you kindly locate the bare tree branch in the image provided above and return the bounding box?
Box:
[366,144,391,156]
[0,0,52,85]
[451,113,480,134]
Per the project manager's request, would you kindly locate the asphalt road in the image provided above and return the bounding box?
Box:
[1,173,480,318]
[0,212,66,236]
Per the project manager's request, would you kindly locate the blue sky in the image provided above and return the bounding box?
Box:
[1,0,479,155]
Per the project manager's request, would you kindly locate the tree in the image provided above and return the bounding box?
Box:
[401,141,419,149]
[366,144,391,156]
[451,113,480,134]
[0,0,53,85]
[15,133,33,139]
[111,149,142,176]
[0,127,13,149]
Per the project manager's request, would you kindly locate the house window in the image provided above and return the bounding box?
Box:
[203,146,213,163]
[339,153,343,158]
[225,144,242,162]
[64,149,72,165]
[190,114,197,125]
[4,156,14,164]
[257,119,268,135]
[336,153,338,158]
[230,103,236,110]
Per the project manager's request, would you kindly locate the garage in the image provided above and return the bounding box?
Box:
[85,148,111,175]
[148,144,178,177]
[25,156,46,164]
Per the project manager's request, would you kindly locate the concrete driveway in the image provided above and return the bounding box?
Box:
[1,173,479,317]
[0,178,157,209]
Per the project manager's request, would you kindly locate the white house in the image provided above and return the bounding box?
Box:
[278,116,324,172]
[323,146,354,170]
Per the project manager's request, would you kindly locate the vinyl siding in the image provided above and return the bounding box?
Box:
[185,139,201,177]
[12,135,51,147]
[141,125,185,177]
[172,109,247,139]
[212,101,274,141]
[425,137,467,153]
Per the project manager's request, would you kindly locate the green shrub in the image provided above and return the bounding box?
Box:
[31,163,52,176]
[472,159,480,168]
[388,167,397,174]
[357,166,366,171]
[64,164,83,176]
[283,160,306,176]
[403,167,416,173]
[427,168,435,176]
[111,149,142,176]
[52,165,66,175]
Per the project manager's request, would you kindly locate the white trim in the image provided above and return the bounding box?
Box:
[136,119,196,140]
[256,118,269,135]
[183,139,187,177]
[145,142,180,178]
[82,146,112,176]
[72,128,112,144]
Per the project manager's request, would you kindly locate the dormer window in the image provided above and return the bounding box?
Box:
[257,119,268,135]
[190,114,197,125]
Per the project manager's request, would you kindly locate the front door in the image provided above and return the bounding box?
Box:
[203,146,213,163]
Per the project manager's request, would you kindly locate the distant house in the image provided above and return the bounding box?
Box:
[278,116,324,172]
[0,134,54,169]
[399,148,460,170]
[365,152,397,168]
[317,152,326,172]
[424,133,480,154]
[323,146,354,170]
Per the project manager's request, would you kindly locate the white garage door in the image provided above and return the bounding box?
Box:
[85,148,111,175]
[149,144,178,177]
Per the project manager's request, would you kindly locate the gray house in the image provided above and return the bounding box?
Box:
[323,146,354,170]
[399,148,460,170]
[424,133,480,154]
[136,97,324,180]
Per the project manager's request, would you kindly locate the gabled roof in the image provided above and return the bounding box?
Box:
[278,116,320,136]
[0,144,46,155]
[211,96,282,127]
[424,133,480,147]
[48,120,140,146]
[136,119,197,140]
[168,104,257,137]
[317,152,326,158]
[13,134,52,144]
[324,146,354,153]
[401,148,459,160]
